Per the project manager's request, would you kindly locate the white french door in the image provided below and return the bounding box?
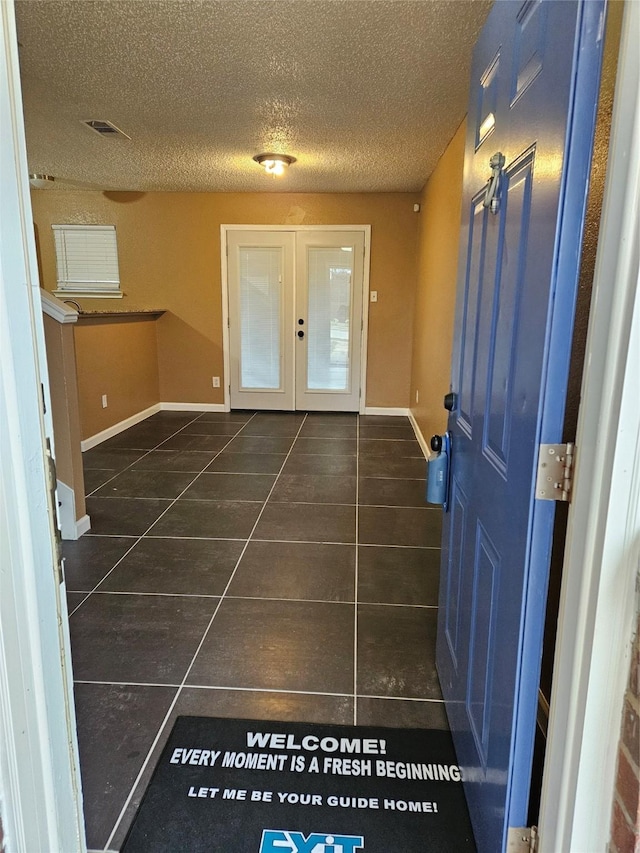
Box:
[294,230,364,411]
[227,230,295,410]
[227,228,365,411]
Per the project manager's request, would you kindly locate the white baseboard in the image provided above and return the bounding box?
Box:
[75,514,91,538]
[57,482,92,540]
[81,404,161,451]
[160,402,227,412]
[56,480,77,540]
[361,406,411,417]
[81,402,227,450]
[80,403,425,456]
[408,410,431,460]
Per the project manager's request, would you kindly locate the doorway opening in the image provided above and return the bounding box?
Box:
[222,226,371,413]
[528,0,625,828]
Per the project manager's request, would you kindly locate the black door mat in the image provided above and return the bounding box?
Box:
[122,716,476,852]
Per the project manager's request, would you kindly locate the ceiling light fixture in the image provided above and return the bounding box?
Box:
[253,153,296,176]
[29,173,55,189]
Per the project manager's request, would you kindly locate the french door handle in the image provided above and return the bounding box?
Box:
[297,330,304,339]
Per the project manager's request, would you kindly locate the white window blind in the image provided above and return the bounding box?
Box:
[239,247,282,390]
[52,224,121,295]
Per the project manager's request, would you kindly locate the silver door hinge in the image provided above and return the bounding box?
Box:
[535,443,574,502]
[507,826,538,853]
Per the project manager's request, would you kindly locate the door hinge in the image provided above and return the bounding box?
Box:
[507,826,538,853]
[535,442,574,502]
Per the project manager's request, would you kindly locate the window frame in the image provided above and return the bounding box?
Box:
[51,223,122,299]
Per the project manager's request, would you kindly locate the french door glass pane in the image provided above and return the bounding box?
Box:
[306,247,352,391]
[239,247,281,390]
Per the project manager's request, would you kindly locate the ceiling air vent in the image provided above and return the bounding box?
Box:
[82,119,131,140]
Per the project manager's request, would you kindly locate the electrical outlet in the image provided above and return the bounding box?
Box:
[212,376,220,388]
[101,394,108,408]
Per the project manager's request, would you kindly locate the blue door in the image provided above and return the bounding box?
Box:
[436,2,606,850]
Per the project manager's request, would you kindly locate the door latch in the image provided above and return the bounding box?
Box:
[443,391,458,412]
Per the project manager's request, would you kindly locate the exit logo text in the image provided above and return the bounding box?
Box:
[259,830,365,853]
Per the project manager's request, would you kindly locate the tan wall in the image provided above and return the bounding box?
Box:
[410,121,466,443]
[31,192,420,410]
[43,314,86,520]
[73,317,160,439]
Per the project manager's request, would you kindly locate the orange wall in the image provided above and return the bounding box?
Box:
[32,192,420,411]
[73,317,160,439]
[410,121,466,444]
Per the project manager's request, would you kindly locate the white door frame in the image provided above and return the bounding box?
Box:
[221,225,372,414]
[0,1,85,850]
[1,0,638,847]
[539,1,640,850]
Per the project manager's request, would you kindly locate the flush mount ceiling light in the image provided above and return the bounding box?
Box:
[253,153,296,176]
[29,173,55,188]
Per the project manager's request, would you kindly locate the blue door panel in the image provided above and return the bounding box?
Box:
[475,50,501,150]
[443,477,468,671]
[467,523,501,770]
[436,1,605,850]
[459,194,489,434]
[483,151,535,473]
[511,0,549,106]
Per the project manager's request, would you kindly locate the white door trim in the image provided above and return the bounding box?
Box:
[0,1,85,850]
[220,225,371,413]
[539,1,640,849]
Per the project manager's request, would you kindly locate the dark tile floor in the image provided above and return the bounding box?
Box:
[64,410,447,852]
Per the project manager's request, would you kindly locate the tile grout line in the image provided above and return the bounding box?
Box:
[74,679,446,705]
[86,497,438,510]
[68,589,438,609]
[84,411,207,497]
[84,496,439,510]
[89,469,427,482]
[82,533,441,550]
[104,412,309,851]
[70,413,258,618]
[86,411,254,486]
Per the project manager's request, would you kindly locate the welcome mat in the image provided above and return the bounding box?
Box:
[122,716,476,852]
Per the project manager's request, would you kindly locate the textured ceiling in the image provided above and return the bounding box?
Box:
[15,0,492,193]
